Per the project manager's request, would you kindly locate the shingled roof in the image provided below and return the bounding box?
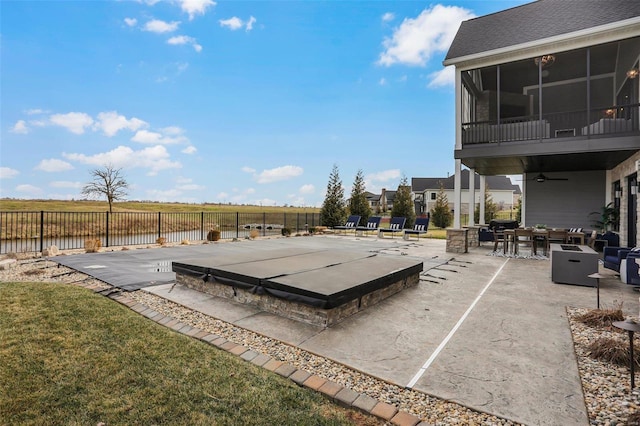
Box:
[445,0,640,62]
[412,170,521,194]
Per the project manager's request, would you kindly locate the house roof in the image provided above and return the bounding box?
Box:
[445,0,640,62]
[412,170,521,194]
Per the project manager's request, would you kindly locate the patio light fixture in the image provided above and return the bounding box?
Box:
[627,68,639,79]
[615,190,622,199]
[534,55,555,68]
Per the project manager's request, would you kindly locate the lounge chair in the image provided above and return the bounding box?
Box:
[378,217,406,239]
[333,215,361,235]
[603,246,632,273]
[355,216,381,235]
[621,249,640,285]
[404,215,430,240]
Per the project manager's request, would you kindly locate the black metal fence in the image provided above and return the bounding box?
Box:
[0,211,322,254]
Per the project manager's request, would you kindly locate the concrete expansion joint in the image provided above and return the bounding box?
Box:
[101,288,425,426]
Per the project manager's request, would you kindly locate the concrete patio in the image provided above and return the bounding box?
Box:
[56,235,639,425]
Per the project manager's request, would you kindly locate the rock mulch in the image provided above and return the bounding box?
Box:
[568,307,640,425]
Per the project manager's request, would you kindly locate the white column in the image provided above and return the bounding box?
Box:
[479,175,486,225]
[521,176,527,226]
[468,168,476,226]
[454,160,462,228]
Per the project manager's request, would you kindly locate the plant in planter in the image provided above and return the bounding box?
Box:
[281,228,292,237]
[589,202,619,233]
[206,227,221,241]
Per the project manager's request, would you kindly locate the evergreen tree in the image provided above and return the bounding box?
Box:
[474,184,499,223]
[348,169,371,226]
[390,176,416,228]
[431,184,452,228]
[515,197,522,224]
[320,164,346,227]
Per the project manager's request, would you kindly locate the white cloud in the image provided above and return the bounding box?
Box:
[26,108,47,115]
[176,183,204,190]
[219,17,243,30]
[144,19,180,33]
[167,35,202,52]
[382,12,395,22]
[219,16,256,32]
[124,17,138,27]
[0,167,19,179]
[16,184,42,195]
[49,112,94,134]
[366,169,401,182]
[179,0,216,20]
[299,184,315,194]
[182,146,197,154]
[242,166,256,174]
[11,120,29,134]
[378,78,387,86]
[50,181,83,188]
[245,188,255,194]
[255,165,303,184]
[246,16,256,31]
[216,191,229,200]
[254,198,276,206]
[95,111,148,137]
[63,145,181,176]
[378,4,475,67]
[131,129,187,145]
[428,65,455,88]
[146,188,183,200]
[35,159,74,172]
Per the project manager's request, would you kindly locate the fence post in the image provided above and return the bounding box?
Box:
[262,212,266,236]
[40,211,44,253]
[236,212,239,239]
[201,212,204,241]
[158,212,162,239]
[106,211,110,247]
[296,213,300,233]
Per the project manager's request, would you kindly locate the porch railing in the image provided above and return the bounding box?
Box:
[462,103,639,145]
[0,211,321,254]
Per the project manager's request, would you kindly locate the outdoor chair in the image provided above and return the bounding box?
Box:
[621,249,640,285]
[333,215,361,235]
[546,229,568,252]
[355,216,381,235]
[514,228,536,256]
[404,214,430,240]
[603,246,632,273]
[493,228,508,253]
[378,217,406,239]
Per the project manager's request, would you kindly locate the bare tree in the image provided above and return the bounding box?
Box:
[81,165,128,213]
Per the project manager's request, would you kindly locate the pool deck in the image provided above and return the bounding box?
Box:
[57,235,639,425]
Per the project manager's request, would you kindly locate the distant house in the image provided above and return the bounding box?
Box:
[364,188,396,213]
[412,170,521,216]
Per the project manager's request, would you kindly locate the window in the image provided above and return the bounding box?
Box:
[430,192,437,200]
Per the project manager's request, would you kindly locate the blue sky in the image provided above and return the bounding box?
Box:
[1,0,527,207]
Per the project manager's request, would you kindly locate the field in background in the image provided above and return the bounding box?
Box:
[0,199,319,214]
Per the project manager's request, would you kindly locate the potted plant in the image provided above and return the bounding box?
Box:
[589,203,619,233]
[207,226,221,242]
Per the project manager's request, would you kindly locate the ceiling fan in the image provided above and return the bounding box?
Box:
[532,173,568,183]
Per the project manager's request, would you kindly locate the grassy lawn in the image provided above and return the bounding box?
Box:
[0,282,379,425]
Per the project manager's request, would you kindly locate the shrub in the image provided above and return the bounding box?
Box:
[587,337,640,368]
[156,237,167,246]
[576,305,624,328]
[249,229,259,239]
[84,239,101,253]
[281,228,292,237]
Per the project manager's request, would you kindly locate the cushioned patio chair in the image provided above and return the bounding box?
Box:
[546,229,568,252]
[355,216,381,235]
[404,214,430,240]
[378,217,406,239]
[333,215,361,235]
[622,249,640,285]
[603,246,632,273]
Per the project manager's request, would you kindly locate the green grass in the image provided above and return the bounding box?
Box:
[0,282,379,426]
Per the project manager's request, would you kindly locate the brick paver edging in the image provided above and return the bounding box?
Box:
[96,287,427,426]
